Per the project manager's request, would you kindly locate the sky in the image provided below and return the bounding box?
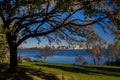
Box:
[20,31,114,48]
[19,12,115,48]
[95,25,115,43]
[20,28,115,48]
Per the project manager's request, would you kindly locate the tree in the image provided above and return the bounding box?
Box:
[39,46,54,62]
[105,41,120,65]
[75,55,86,65]
[91,45,101,65]
[0,0,119,72]
[86,32,105,65]
[34,46,54,62]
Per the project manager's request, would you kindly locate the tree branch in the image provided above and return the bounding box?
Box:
[65,16,108,27]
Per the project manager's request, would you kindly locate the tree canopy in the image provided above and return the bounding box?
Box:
[1,0,117,46]
[0,0,120,72]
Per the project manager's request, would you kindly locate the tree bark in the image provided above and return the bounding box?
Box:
[9,44,18,72]
[6,32,18,72]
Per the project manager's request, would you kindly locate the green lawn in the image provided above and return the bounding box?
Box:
[0,62,120,80]
[19,62,120,80]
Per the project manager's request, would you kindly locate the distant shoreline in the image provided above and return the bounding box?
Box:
[17,48,87,50]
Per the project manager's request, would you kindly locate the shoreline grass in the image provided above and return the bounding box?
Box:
[0,62,120,80]
[19,62,120,80]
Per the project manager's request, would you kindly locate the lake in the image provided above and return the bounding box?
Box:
[18,49,108,65]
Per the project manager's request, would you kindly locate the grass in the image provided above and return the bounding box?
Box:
[0,62,120,80]
[20,62,120,80]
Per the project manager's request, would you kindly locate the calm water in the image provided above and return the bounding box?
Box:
[18,49,107,65]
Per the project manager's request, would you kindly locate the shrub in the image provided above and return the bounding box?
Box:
[21,57,31,62]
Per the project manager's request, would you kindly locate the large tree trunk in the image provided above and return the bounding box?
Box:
[6,32,18,72]
[9,44,18,72]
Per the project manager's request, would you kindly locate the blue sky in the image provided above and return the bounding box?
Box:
[20,34,114,48]
[95,25,115,43]
[20,12,115,48]
[20,28,115,48]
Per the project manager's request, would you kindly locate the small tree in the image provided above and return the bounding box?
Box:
[105,41,120,65]
[86,32,104,65]
[37,46,54,62]
[91,45,101,65]
[75,55,86,65]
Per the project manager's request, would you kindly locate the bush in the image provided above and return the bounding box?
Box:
[82,61,88,65]
[21,57,31,62]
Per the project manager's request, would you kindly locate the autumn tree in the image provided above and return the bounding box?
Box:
[0,0,119,72]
